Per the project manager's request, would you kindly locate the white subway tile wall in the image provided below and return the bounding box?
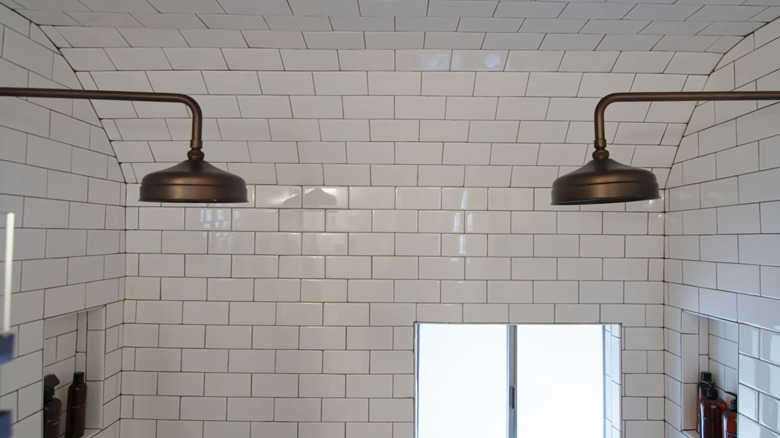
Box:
[664,19,780,438]
[2,4,780,438]
[0,8,126,438]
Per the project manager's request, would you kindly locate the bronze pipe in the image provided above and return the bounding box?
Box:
[0,87,247,202]
[0,87,204,160]
[592,91,780,159]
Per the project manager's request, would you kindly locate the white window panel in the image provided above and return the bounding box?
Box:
[417,324,508,438]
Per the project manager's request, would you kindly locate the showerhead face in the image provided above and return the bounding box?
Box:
[139,160,247,203]
[551,158,659,205]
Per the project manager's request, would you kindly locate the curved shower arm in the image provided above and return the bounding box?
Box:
[0,87,204,160]
[592,90,780,160]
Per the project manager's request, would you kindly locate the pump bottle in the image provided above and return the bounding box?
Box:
[697,372,713,434]
[700,382,723,438]
[43,374,62,438]
[66,371,87,438]
[722,395,737,438]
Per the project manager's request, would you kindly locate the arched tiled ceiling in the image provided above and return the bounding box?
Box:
[6,0,779,52]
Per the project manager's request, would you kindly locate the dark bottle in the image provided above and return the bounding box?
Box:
[700,383,723,438]
[65,372,87,438]
[722,396,737,438]
[42,374,61,438]
[698,371,713,434]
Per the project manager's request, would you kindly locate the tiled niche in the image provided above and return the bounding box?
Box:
[673,312,738,436]
[43,306,119,437]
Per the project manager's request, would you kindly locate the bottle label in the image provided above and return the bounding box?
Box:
[70,403,86,409]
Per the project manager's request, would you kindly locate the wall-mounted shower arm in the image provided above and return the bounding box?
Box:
[0,87,247,203]
[0,87,204,160]
[592,91,780,159]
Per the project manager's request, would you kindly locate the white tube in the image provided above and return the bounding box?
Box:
[4,213,14,334]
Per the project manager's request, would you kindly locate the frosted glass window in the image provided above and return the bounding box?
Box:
[416,323,607,438]
[516,325,604,438]
[417,324,509,438]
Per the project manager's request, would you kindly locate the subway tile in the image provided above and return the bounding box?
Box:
[222,48,283,70]
[368,72,421,95]
[420,120,469,142]
[759,135,780,171]
[425,32,484,50]
[281,49,340,70]
[421,72,475,96]
[181,29,246,48]
[299,326,346,350]
[451,50,507,71]
[314,72,368,95]
[345,142,394,164]
[395,49,452,71]
[241,30,305,48]
[344,96,394,119]
[419,257,464,280]
[258,72,314,95]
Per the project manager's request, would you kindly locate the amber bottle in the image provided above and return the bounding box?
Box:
[42,374,61,438]
[700,383,723,438]
[65,372,87,438]
[697,371,713,434]
[722,397,737,438]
